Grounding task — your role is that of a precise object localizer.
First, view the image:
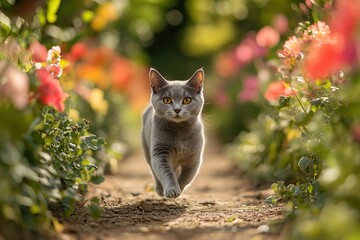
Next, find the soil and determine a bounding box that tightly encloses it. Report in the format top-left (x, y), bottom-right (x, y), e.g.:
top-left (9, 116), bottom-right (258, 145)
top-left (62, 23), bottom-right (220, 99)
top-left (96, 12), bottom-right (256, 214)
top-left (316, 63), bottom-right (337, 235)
top-left (58, 140), bottom-right (286, 240)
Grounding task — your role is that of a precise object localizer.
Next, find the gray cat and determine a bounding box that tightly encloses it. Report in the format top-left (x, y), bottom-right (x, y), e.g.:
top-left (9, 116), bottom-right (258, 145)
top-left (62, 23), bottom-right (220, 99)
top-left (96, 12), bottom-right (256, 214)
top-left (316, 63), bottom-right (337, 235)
top-left (141, 68), bottom-right (205, 198)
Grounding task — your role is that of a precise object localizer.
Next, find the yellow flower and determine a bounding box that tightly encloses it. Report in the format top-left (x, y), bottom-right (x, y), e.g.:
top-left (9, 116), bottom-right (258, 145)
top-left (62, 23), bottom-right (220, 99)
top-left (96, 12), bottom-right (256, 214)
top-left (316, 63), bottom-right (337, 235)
top-left (69, 109), bottom-right (80, 122)
top-left (91, 2), bottom-right (118, 31)
top-left (89, 88), bottom-right (109, 115)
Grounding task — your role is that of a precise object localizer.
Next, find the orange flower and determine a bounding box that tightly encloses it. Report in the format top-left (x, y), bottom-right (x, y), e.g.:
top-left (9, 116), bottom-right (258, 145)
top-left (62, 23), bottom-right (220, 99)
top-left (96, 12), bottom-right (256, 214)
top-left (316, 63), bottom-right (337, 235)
top-left (264, 81), bottom-right (292, 101)
top-left (110, 57), bottom-right (133, 90)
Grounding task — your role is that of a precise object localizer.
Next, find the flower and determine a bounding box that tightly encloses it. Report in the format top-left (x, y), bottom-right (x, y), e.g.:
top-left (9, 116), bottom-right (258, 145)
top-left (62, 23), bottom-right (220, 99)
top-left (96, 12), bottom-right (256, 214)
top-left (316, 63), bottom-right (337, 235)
top-left (238, 76), bottom-right (259, 102)
top-left (304, 1), bottom-right (360, 80)
top-left (215, 51), bottom-right (238, 79)
top-left (213, 89), bottom-right (230, 107)
top-left (256, 26), bottom-right (280, 48)
top-left (0, 61), bottom-right (29, 109)
top-left (303, 21), bottom-right (331, 42)
top-left (272, 14), bottom-right (288, 34)
top-left (264, 81), bottom-right (292, 101)
top-left (278, 36), bottom-right (302, 68)
top-left (47, 46), bottom-right (61, 64)
top-left (29, 41), bottom-right (47, 63)
top-left (91, 2), bottom-right (118, 31)
top-left (234, 33), bottom-right (266, 66)
top-left (110, 57), bottom-right (133, 90)
top-left (88, 88), bottom-right (109, 115)
top-left (68, 42), bottom-right (87, 62)
top-left (47, 64), bottom-right (63, 77)
top-left (35, 68), bottom-right (68, 112)
top-left (279, 36), bottom-right (302, 59)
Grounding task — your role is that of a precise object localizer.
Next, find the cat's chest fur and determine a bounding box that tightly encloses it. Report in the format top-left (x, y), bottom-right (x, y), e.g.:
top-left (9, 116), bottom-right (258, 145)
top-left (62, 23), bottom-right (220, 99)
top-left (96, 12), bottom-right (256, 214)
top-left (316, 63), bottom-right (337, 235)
top-left (154, 116), bottom-right (202, 159)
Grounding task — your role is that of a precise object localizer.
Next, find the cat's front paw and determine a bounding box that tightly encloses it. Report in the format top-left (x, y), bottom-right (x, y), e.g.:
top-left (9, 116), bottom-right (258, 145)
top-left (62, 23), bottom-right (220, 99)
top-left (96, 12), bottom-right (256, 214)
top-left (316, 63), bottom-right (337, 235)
top-left (164, 186), bottom-right (181, 198)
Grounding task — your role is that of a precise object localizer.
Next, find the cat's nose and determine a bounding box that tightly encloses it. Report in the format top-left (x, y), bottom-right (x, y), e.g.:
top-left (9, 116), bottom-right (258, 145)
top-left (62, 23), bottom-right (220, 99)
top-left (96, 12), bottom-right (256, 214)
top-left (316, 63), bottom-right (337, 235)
top-left (174, 109), bottom-right (181, 114)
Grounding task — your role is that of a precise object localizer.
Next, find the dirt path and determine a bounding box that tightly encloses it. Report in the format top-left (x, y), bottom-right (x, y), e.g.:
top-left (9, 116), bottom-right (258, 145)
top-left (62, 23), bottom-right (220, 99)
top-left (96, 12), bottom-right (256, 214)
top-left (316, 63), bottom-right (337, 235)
top-left (59, 141), bottom-right (285, 240)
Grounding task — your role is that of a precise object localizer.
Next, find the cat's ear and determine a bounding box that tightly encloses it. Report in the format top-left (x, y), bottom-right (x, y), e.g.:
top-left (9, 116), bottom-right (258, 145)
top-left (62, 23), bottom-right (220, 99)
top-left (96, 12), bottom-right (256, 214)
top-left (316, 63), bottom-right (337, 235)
top-left (149, 68), bottom-right (167, 94)
top-left (187, 68), bottom-right (204, 94)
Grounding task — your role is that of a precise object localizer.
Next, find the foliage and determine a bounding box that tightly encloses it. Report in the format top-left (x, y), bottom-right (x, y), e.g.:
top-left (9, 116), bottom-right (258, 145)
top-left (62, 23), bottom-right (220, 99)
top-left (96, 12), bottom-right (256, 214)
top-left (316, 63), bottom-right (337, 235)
top-left (0, 3), bottom-right (107, 238)
top-left (231, 0), bottom-right (360, 239)
top-left (0, 104), bottom-right (105, 239)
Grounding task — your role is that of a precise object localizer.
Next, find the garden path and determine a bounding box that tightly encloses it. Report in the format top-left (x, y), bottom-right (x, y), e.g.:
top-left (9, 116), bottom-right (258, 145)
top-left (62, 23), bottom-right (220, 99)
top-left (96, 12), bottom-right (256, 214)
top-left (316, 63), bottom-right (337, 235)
top-left (59, 138), bottom-right (285, 240)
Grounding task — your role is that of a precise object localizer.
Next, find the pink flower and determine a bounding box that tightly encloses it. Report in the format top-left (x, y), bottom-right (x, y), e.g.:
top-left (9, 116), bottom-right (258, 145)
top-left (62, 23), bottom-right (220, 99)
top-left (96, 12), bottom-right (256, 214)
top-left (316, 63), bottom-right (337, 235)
top-left (0, 61), bottom-right (29, 109)
top-left (264, 81), bottom-right (292, 101)
top-left (272, 14), bottom-right (289, 34)
top-left (279, 36), bottom-right (302, 59)
top-left (238, 76), bottom-right (259, 102)
top-left (352, 123), bottom-right (360, 142)
top-left (303, 21), bottom-right (331, 42)
top-left (234, 33), bottom-right (266, 66)
top-left (213, 89), bottom-right (230, 107)
top-left (35, 68), bottom-right (68, 112)
top-left (256, 26), bottom-right (280, 48)
top-left (305, 0), bottom-right (312, 9)
top-left (29, 41), bottom-right (47, 63)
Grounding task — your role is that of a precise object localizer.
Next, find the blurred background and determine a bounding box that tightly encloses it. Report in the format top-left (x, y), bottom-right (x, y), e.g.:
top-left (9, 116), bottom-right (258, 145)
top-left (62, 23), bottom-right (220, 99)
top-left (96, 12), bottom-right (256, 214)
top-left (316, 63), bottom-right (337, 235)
top-left (1, 0), bottom-right (302, 145)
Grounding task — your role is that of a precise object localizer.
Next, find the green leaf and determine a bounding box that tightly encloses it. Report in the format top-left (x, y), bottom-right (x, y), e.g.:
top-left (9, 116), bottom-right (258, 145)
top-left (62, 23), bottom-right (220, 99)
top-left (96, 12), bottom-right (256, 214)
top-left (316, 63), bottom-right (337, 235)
top-left (307, 184), bottom-right (313, 194)
top-left (47, 0), bottom-right (61, 23)
top-left (90, 175), bottom-right (104, 185)
top-left (265, 196), bottom-right (277, 205)
top-left (225, 215), bottom-right (237, 222)
top-left (82, 135), bottom-right (104, 151)
top-left (90, 196), bottom-right (100, 204)
top-left (298, 156), bottom-right (312, 173)
top-left (86, 203), bottom-right (102, 219)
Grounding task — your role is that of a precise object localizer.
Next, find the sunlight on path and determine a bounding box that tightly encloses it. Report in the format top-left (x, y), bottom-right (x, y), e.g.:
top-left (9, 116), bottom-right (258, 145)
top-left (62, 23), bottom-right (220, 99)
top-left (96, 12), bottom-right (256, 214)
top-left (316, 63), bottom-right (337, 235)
top-left (59, 138), bottom-right (284, 240)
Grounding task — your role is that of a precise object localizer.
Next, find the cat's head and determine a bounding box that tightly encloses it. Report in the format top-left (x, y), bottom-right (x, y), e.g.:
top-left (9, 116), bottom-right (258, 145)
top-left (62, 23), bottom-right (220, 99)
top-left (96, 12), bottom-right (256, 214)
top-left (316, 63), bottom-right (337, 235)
top-left (149, 68), bottom-right (204, 123)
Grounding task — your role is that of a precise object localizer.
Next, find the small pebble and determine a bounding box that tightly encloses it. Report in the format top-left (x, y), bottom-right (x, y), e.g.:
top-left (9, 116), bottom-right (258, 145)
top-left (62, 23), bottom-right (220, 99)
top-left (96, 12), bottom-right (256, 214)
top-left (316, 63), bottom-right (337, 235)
top-left (257, 224), bottom-right (270, 233)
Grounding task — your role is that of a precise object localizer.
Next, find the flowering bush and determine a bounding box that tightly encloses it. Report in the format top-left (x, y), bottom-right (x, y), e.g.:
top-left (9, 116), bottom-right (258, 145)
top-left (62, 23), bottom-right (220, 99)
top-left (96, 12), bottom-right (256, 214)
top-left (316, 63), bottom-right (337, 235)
top-left (231, 0), bottom-right (360, 238)
top-left (0, 36), bottom-right (105, 238)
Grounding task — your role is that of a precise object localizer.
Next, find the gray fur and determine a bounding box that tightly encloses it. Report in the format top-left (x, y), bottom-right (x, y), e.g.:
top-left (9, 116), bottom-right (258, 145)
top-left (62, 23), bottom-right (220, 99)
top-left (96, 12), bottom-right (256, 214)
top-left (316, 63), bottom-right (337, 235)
top-left (141, 68), bottom-right (205, 198)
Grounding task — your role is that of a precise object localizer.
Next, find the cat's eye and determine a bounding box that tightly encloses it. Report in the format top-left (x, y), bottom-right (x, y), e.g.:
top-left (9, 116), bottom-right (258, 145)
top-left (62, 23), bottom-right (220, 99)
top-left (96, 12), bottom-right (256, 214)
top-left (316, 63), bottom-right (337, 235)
top-left (163, 97), bottom-right (172, 104)
top-left (182, 97), bottom-right (192, 105)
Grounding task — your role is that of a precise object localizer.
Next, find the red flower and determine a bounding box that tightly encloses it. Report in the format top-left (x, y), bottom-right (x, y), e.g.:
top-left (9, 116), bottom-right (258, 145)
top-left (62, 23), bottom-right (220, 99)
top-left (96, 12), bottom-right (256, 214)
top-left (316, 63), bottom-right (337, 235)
top-left (69, 42), bottom-right (87, 62)
top-left (264, 81), bottom-right (292, 101)
top-left (35, 69), bottom-right (68, 112)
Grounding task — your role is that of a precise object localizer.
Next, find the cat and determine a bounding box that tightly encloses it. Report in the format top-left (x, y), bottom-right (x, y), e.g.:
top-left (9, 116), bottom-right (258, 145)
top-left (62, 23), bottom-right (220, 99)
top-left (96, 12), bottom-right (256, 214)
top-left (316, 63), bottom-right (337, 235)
top-left (141, 68), bottom-right (205, 198)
